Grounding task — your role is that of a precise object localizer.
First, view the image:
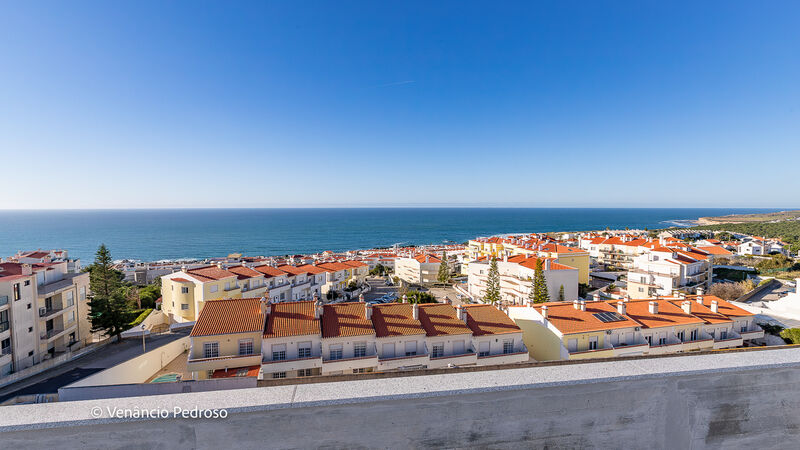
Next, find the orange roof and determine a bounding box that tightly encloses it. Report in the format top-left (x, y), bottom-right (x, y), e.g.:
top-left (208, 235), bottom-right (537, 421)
top-left (171, 277), bottom-right (191, 283)
top-left (186, 265), bottom-right (236, 281)
top-left (211, 365), bottom-right (261, 378)
top-left (191, 298), bottom-right (265, 337)
top-left (276, 265), bottom-right (309, 276)
top-left (340, 260), bottom-right (368, 268)
top-left (371, 303), bottom-right (426, 337)
top-left (253, 265), bottom-right (288, 278)
top-left (297, 264), bottom-right (328, 275)
top-left (622, 299), bottom-right (704, 329)
top-left (317, 261), bottom-right (353, 272)
top-left (414, 254), bottom-right (442, 264)
top-left (696, 246), bottom-right (733, 256)
top-left (668, 298), bottom-right (731, 325)
top-left (463, 304), bottom-right (522, 336)
top-left (532, 301), bottom-right (640, 334)
top-left (691, 295), bottom-right (754, 318)
top-left (321, 302), bottom-right (375, 338)
top-left (417, 304), bottom-right (472, 336)
top-left (263, 301), bottom-right (320, 338)
top-left (507, 255), bottom-right (574, 271)
top-left (226, 265), bottom-right (263, 280)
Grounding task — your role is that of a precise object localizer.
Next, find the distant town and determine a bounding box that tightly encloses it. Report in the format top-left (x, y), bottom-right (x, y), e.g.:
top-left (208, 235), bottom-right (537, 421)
top-left (2, 216), bottom-right (800, 404)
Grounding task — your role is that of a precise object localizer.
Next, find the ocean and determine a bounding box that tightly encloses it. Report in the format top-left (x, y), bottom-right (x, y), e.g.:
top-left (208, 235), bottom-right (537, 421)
top-left (0, 208), bottom-right (781, 262)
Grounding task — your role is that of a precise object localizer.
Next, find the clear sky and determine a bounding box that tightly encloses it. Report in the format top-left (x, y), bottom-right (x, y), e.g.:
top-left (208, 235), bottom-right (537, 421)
top-left (1, 1), bottom-right (798, 209)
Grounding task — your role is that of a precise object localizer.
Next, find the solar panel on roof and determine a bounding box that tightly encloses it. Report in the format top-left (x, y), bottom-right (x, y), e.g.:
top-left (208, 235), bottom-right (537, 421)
top-left (592, 311), bottom-right (627, 323)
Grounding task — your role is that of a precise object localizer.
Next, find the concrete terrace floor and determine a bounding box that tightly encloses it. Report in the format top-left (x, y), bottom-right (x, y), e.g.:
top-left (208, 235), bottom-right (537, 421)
top-left (0, 330), bottom-right (189, 404)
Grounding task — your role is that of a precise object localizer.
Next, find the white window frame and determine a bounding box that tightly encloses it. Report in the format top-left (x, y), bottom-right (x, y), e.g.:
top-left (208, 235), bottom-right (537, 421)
top-left (238, 338), bottom-right (254, 356)
top-left (203, 342), bottom-right (219, 359)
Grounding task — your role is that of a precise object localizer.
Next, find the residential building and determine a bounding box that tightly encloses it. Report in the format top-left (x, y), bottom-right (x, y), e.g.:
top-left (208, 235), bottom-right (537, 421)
top-left (161, 265), bottom-right (241, 323)
top-left (417, 303), bottom-right (478, 368)
top-left (507, 293), bottom-right (763, 362)
top-left (462, 304), bottom-right (528, 365)
top-left (187, 297), bottom-right (264, 380)
top-left (467, 255), bottom-right (579, 304)
top-left (0, 252), bottom-right (91, 378)
top-left (469, 236), bottom-right (590, 284)
top-left (394, 254), bottom-right (443, 284)
top-left (626, 246), bottom-right (711, 299)
top-left (371, 303), bottom-right (429, 371)
top-left (320, 302), bottom-right (378, 375)
top-left (261, 300), bottom-right (323, 379)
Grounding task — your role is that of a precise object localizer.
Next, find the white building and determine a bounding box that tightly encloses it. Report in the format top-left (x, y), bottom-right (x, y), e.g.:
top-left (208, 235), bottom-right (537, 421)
top-left (467, 255), bottom-right (579, 304)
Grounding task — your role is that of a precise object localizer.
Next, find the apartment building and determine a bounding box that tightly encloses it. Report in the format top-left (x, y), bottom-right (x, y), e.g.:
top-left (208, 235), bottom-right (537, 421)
top-left (0, 251), bottom-right (90, 378)
top-left (316, 261), bottom-right (368, 294)
top-left (467, 255), bottom-right (579, 304)
top-left (469, 236), bottom-right (590, 284)
top-left (507, 293), bottom-right (763, 362)
top-left (626, 246), bottom-right (711, 299)
top-left (187, 297), bottom-right (530, 380)
top-left (161, 265), bottom-right (242, 323)
top-left (394, 254), bottom-right (442, 284)
top-left (186, 298), bottom-right (264, 380)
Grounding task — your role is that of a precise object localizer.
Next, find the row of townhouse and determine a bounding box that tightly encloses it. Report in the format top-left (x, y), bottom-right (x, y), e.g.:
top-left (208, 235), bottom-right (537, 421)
top-left (186, 298), bottom-right (529, 380)
top-left (467, 255), bottom-right (580, 304)
top-left (0, 250), bottom-right (91, 378)
top-left (161, 261), bottom-right (369, 323)
top-left (507, 291), bottom-right (764, 362)
top-left (468, 235), bottom-right (590, 284)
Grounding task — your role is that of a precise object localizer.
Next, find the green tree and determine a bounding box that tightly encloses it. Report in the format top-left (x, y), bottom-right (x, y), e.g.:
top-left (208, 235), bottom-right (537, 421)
top-left (558, 284), bottom-right (565, 302)
top-left (437, 251), bottom-right (450, 284)
top-left (532, 259), bottom-right (550, 303)
top-left (404, 290), bottom-right (437, 304)
top-left (86, 244), bottom-right (133, 342)
top-left (484, 257), bottom-right (501, 304)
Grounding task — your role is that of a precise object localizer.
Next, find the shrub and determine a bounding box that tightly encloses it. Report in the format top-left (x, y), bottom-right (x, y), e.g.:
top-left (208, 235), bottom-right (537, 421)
top-left (403, 290), bottom-right (437, 304)
top-left (758, 322), bottom-right (784, 336)
top-left (128, 308), bottom-right (153, 327)
top-left (709, 282), bottom-right (747, 301)
top-left (779, 328), bottom-right (800, 345)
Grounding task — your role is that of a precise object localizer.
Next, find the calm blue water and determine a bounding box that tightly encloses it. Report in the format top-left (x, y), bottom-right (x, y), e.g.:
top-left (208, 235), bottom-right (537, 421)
top-left (0, 208), bottom-right (783, 262)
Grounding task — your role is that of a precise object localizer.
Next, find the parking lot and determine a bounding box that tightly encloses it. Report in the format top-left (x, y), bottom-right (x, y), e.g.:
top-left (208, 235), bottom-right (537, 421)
top-left (364, 277), bottom-right (399, 303)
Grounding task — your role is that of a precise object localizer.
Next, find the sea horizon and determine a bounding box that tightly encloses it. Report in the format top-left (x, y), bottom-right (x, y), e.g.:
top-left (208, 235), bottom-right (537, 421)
top-left (0, 207), bottom-right (789, 262)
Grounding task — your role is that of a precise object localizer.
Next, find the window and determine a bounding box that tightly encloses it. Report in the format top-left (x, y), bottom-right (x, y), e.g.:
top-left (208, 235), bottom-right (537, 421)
top-left (720, 330), bottom-right (728, 340)
top-left (382, 343), bottom-right (395, 358)
top-left (67, 311), bottom-right (75, 324)
top-left (272, 372), bottom-right (286, 379)
top-left (13, 283), bottom-right (20, 301)
top-left (690, 330), bottom-right (698, 341)
top-left (432, 343), bottom-right (444, 358)
top-left (206, 370), bottom-right (214, 378)
top-left (404, 341), bottom-right (417, 356)
top-left (27, 303), bottom-right (31, 309)
top-left (24, 280), bottom-right (30, 286)
top-left (181, 287), bottom-right (189, 294)
top-left (478, 341), bottom-right (490, 357)
top-left (80, 287), bottom-right (86, 301)
top-left (210, 285), bottom-right (218, 293)
top-left (280, 292), bottom-right (285, 300)
top-left (677, 331), bottom-right (685, 342)
top-left (658, 336), bottom-right (666, 345)
top-left (503, 340), bottom-right (514, 354)
top-left (203, 342), bottom-right (219, 358)
top-left (29, 350), bottom-right (34, 357)
top-left (64, 291), bottom-right (74, 307)
top-left (740, 325), bottom-right (747, 333)
top-left (298, 369), bottom-right (313, 377)
top-left (645, 335), bottom-right (652, 345)
top-left (353, 368), bottom-right (367, 374)
top-left (298, 342), bottom-right (312, 358)
top-left (238, 339), bottom-right (254, 356)
top-left (224, 282), bottom-right (231, 291)
top-left (588, 337), bottom-right (598, 350)
top-left (28, 327), bottom-right (33, 333)
top-left (329, 344), bottom-right (343, 360)
top-left (354, 342), bottom-right (367, 357)
top-left (272, 344), bottom-right (286, 361)
top-left (181, 303), bottom-right (189, 310)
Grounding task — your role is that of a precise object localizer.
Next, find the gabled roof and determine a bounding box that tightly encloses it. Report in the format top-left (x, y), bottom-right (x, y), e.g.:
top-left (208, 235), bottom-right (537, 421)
top-left (668, 298), bottom-right (731, 325)
top-left (417, 304), bottom-right (472, 336)
top-left (263, 301), bottom-right (320, 338)
top-left (463, 304), bottom-right (522, 336)
top-left (507, 255), bottom-right (575, 271)
top-left (186, 265), bottom-right (237, 282)
top-left (622, 299), bottom-right (705, 329)
top-left (226, 265), bottom-right (263, 280)
top-left (531, 301), bottom-right (640, 334)
top-left (414, 254), bottom-right (442, 264)
top-left (691, 295), bottom-right (754, 318)
top-left (371, 303), bottom-right (426, 337)
top-left (317, 261), bottom-right (353, 272)
top-left (276, 265), bottom-right (309, 276)
top-left (321, 302), bottom-right (375, 338)
top-left (252, 265), bottom-right (288, 278)
top-left (297, 264), bottom-right (329, 275)
top-left (190, 298), bottom-right (264, 337)
top-left (696, 246), bottom-right (733, 256)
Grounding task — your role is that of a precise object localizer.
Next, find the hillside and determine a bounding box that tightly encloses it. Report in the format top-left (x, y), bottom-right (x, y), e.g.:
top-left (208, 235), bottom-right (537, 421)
top-left (697, 210), bottom-right (800, 225)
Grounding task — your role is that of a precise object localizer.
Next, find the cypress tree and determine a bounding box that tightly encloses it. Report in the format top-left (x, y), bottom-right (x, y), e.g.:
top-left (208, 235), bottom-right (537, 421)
top-left (484, 257), bottom-right (501, 304)
top-left (87, 244), bottom-right (132, 342)
top-left (437, 251), bottom-right (450, 284)
top-left (532, 258), bottom-right (550, 303)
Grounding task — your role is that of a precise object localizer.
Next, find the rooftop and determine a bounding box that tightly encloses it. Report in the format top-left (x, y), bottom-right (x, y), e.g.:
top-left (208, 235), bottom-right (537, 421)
top-left (371, 303), bottom-right (426, 337)
top-left (263, 301), bottom-right (320, 338)
top-left (190, 298), bottom-right (265, 337)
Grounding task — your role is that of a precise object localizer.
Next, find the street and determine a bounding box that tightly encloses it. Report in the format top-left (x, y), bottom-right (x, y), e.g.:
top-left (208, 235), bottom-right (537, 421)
top-left (0, 330), bottom-right (188, 404)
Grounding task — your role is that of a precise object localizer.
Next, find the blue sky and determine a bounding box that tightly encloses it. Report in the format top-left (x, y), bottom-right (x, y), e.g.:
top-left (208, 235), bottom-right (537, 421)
top-left (1, 1), bottom-right (798, 209)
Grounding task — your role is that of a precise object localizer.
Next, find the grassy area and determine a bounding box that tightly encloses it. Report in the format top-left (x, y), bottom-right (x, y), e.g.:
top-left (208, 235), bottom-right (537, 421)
top-left (712, 268), bottom-right (749, 281)
top-left (697, 210), bottom-right (800, 224)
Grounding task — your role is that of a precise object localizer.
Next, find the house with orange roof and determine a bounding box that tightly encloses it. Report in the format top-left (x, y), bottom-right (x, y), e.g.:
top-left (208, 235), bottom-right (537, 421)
top-left (261, 300), bottom-right (323, 379)
top-left (462, 304), bottom-right (528, 365)
top-left (161, 264), bottom-right (242, 323)
top-left (320, 302), bottom-right (378, 375)
top-left (316, 260), bottom-right (368, 296)
top-left (371, 303), bottom-right (430, 371)
top-left (187, 297), bottom-right (265, 380)
top-left (467, 255), bottom-right (579, 304)
top-left (627, 246), bottom-right (711, 299)
top-left (417, 303), bottom-right (478, 368)
top-left (470, 236), bottom-right (590, 283)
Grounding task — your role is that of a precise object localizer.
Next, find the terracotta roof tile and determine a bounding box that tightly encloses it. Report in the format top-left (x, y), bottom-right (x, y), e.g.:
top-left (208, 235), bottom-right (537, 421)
top-left (371, 303), bottom-right (426, 337)
top-left (417, 304), bottom-right (472, 336)
top-left (463, 304), bottom-right (521, 336)
top-left (321, 302), bottom-right (375, 338)
top-left (226, 265), bottom-right (263, 280)
top-left (531, 301), bottom-right (640, 334)
top-left (263, 301), bottom-right (320, 338)
top-left (191, 298), bottom-right (264, 337)
top-left (186, 265), bottom-right (237, 281)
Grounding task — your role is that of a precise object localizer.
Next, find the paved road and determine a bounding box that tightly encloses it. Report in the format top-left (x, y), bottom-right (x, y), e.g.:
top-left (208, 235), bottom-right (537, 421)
top-left (363, 277), bottom-right (398, 302)
top-left (747, 281), bottom-right (795, 303)
top-left (0, 331), bottom-right (188, 403)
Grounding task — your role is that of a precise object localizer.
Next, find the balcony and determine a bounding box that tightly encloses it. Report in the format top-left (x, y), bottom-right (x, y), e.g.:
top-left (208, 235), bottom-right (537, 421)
top-left (610, 338), bottom-right (649, 357)
top-left (261, 354), bottom-right (323, 373)
top-left (739, 325), bottom-right (765, 340)
top-left (568, 342), bottom-right (615, 360)
top-left (378, 345), bottom-right (431, 371)
top-left (0, 321), bottom-right (9, 333)
top-left (476, 346), bottom-right (529, 366)
top-left (645, 335), bottom-right (683, 355)
top-left (427, 350), bottom-right (478, 368)
top-left (40, 327), bottom-right (64, 341)
top-left (711, 331), bottom-right (744, 349)
top-left (1, 346), bottom-right (11, 356)
top-left (187, 352), bottom-right (263, 373)
top-left (39, 305), bottom-right (71, 320)
top-left (322, 346), bottom-right (379, 373)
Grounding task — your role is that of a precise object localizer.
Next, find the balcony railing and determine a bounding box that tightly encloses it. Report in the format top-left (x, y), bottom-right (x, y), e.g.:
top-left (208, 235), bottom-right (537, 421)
top-left (1, 346), bottom-right (11, 356)
top-left (0, 321), bottom-right (9, 333)
top-left (40, 328), bottom-right (64, 340)
top-left (40, 306), bottom-right (65, 318)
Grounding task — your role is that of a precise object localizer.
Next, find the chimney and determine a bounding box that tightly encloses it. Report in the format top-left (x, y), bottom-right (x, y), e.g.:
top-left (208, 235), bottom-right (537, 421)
top-left (456, 304), bottom-right (463, 321)
top-left (648, 301), bottom-right (658, 314)
top-left (681, 300), bottom-right (692, 315)
top-left (573, 300), bottom-right (580, 310)
top-left (402, 294), bottom-right (408, 303)
top-left (412, 303), bottom-right (419, 320)
top-left (579, 300), bottom-right (586, 312)
top-left (365, 303), bottom-right (373, 319)
top-left (616, 301), bottom-right (626, 315)
top-left (181, 265), bottom-right (188, 273)
top-left (696, 287), bottom-right (704, 296)
top-left (21, 263), bottom-right (32, 276)
top-left (710, 300), bottom-right (719, 313)
top-left (259, 297), bottom-right (269, 316)
top-left (544, 259), bottom-right (551, 270)
top-left (593, 293), bottom-right (601, 302)
top-left (359, 293), bottom-right (365, 303)
top-left (541, 305), bottom-right (548, 320)
top-left (216, 262), bottom-right (224, 269)
top-left (696, 295), bottom-right (704, 305)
